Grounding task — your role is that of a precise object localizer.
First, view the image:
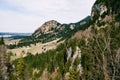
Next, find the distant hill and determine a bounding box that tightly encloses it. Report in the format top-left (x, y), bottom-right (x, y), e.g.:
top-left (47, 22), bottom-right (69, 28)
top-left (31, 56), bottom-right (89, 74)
top-left (32, 16), bottom-right (91, 43)
top-left (0, 32), bottom-right (32, 38)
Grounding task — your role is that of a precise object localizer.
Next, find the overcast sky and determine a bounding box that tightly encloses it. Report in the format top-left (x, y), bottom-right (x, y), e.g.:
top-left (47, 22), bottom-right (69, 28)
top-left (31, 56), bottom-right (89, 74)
top-left (0, 0), bottom-right (96, 33)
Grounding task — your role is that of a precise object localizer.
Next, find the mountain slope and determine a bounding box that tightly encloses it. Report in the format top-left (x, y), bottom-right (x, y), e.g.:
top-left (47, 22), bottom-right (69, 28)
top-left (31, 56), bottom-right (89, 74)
top-left (6, 0), bottom-right (120, 80)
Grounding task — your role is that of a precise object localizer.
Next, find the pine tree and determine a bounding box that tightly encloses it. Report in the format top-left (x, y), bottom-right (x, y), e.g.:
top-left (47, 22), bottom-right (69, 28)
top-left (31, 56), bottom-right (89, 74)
top-left (68, 68), bottom-right (79, 80)
top-left (0, 37), bottom-right (5, 45)
top-left (16, 52), bottom-right (26, 80)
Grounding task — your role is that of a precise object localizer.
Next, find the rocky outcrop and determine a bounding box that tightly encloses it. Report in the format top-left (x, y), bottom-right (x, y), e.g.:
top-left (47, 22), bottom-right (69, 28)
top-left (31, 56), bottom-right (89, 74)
top-left (32, 16), bottom-right (91, 43)
top-left (65, 46), bottom-right (82, 80)
top-left (66, 47), bottom-right (72, 60)
top-left (91, 0), bottom-right (120, 25)
top-left (33, 20), bottom-right (61, 38)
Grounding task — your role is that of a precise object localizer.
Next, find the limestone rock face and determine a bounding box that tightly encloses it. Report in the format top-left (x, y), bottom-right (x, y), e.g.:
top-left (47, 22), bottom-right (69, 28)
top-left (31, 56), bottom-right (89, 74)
top-left (33, 20), bottom-right (61, 37)
top-left (91, 0), bottom-right (120, 25)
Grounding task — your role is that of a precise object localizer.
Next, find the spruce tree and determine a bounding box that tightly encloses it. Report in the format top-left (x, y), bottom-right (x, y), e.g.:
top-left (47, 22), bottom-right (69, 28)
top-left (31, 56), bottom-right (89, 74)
top-left (16, 52), bottom-right (26, 80)
top-left (0, 37), bottom-right (5, 45)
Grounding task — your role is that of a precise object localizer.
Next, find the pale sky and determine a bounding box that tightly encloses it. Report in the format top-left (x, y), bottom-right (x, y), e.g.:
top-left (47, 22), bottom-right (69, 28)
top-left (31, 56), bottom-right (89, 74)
top-left (0, 0), bottom-right (96, 33)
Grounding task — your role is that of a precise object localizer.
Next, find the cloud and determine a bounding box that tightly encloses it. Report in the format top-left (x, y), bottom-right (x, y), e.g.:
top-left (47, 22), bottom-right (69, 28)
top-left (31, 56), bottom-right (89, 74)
top-left (0, 0), bottom-right (96, 33)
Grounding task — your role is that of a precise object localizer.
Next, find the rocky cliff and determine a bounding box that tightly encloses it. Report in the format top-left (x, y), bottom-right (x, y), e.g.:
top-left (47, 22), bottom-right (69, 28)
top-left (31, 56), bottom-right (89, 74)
top-left (33, 20), bottom-right (61, 37)
top-left (91, 0), bottom-right (120, 24)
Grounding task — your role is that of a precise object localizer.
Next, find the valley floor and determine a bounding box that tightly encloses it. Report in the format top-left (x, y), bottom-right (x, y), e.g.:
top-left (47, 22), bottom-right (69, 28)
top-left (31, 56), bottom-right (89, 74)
top-left (7, 38), bottom-right (64, 60)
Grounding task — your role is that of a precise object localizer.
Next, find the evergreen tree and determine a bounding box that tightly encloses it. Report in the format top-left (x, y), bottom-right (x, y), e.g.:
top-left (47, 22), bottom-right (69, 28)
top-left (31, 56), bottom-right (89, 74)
top-left (68, 68), bottom-right (79, 80)
top-left (16, 52), bottom-right (26, 80)
top-left (0, 37), bottom-right (5, 45)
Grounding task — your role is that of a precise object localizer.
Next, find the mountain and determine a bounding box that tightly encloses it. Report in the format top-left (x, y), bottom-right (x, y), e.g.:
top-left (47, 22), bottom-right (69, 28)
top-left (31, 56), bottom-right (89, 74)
top-left (32, 16), bottom-right (91, 43)
top-left (33, 20), bottom-right (61, 37)
top-left (2, 0), bottom-right (120, 80)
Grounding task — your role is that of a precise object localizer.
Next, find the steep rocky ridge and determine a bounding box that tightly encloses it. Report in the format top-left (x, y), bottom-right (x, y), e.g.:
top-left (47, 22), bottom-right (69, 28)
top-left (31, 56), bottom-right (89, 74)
top-left (32, 16), bottom-right (91, 43)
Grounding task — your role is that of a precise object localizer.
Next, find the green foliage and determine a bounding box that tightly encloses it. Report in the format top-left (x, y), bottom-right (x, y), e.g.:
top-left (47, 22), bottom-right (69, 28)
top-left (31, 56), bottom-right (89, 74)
top-left (73, 57), bottom-right (81, 68)
top-left (7, 51), bottom-right (13, 61)
top-left (68, 68), bottom-right (79, 80)
top-left (81, 50), bottom-right (93, 71)
top-left (92, 12), bottom-right (100, 23)
top-left (16, 57), bottom-right (26, 80)
top-left (82, 21), bottom-right (120, 79)
top-left (65, 59), bottom-right (72, 72)
top-left (12, 43), bottom-right (66, 79)
top-left (12, 22), bottom-right (120, 79)
top-left (11, 2), bottom-right (120, 78)
top-left (0, 37), bottom-right (5, 45)
top-left (12, 39), bottom-right (82, 79)
top-left (101, 12), bottom-right (107, 19)
top-left (115, 13), bottom-right (120, 21)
